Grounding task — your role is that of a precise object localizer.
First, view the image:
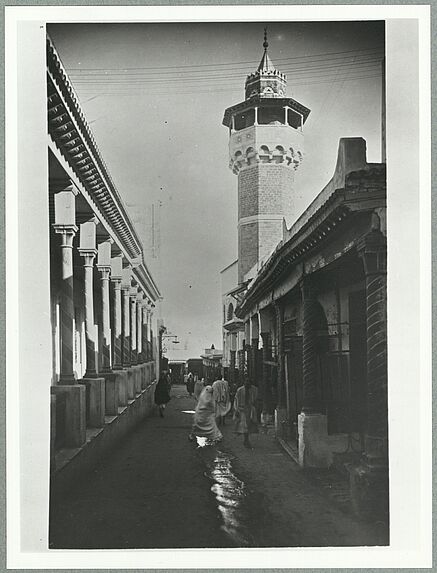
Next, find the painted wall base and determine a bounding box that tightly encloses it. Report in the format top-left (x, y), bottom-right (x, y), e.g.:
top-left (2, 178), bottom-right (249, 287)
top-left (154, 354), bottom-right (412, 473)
top-left (349, 458), bottom-right (389, 522)
top-left (274, 407), bottom-right (289, 439)
top-left (298, 412), bottom-right (332, 468)
top-left (126, 369), bottom-right (135, 399)
top-left (117, 370), bottom-right (128, 406)
top-left (104, 373), bottom-right (119, 416)
top-left (132, 364), bottom-right (142, 394)
top-left (51, 385), bottom-right (86, 448)
top-left (80, 377), bottom-right (106, 428)
top-left (51, 381), bottom-right (157, 498)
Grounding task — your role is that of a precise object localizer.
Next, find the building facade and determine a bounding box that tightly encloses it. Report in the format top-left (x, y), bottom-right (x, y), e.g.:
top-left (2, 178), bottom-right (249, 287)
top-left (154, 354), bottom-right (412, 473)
top-left (221, 35), bottom-right (388, 519)
top-left (201, 346), bottom-right (223, 382)
top-left (47, 36), bottom-right (162, 483)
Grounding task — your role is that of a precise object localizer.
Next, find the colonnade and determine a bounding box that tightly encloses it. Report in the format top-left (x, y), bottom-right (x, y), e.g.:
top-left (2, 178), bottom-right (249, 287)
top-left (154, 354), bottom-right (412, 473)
top-left (51, 181), bottom-right (157, 450)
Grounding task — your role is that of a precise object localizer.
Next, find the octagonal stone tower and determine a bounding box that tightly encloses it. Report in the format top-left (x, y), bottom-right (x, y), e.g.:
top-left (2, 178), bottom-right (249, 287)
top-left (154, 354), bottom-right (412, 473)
top-left (223, 30), bottom-right (311, 283)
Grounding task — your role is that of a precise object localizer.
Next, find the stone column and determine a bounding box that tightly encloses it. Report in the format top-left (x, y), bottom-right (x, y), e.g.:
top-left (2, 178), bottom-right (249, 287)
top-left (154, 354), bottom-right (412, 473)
top-left (146, 308), bottom-right (152, 361)
top-left (110, 256), bottom-right (123, 370)
top-left (274, 303), bottom-right (286, 408)
top-left (260, 332), bottom-right (272, 416)
top-left (78, 218), bottom-right (98, 378)
top-left (297, 278), bottom-right (331, 467)
top-left (351, 228), bottom-right (388, 520)
top-left (130, 287), bottom-right (138, 366)
top-left (53, 223), bottom-right (78, 383)
top-left (51, 183), bottom-right (86, 447)
top-left (78, 217), bottom-right (105, 427)
top-left (121, 267), bottom-right (131, 368)
top-left (97, 239), bottom-right (112, 374)
top-left (300, 280), bottom-right (320, 413)
top-left (141, 301), bottom-right (148, 363)
top-left (136, 293), bottom-right (143, 363)
top-left (274, 301), bottom-right (287, 437)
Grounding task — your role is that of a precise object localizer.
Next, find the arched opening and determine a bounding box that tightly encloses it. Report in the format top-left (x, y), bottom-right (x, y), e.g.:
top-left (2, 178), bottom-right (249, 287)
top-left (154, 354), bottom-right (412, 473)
top-left (272, 145), bottom-right (285, 164)
top-left (246, 147), bottom-right (257, 166)
top-left (227, 303), bottom-right (234, 322)
top-left (259, 145), bottom-right (270, 163)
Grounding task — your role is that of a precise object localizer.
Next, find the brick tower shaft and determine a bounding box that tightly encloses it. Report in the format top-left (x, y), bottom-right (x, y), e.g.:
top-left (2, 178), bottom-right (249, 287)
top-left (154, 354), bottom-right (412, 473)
top-left (223, 30), bottom-right (311, 284)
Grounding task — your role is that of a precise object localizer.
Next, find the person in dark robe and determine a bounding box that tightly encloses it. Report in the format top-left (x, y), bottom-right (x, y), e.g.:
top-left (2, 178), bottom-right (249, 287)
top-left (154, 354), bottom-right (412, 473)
top-left (186, 372), bottom-right (195, 397)
top-left (154, 370), bottom-right (171, 417)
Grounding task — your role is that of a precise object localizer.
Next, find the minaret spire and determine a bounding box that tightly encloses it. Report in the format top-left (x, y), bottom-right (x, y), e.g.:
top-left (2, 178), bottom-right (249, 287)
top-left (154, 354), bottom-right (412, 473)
top-left (257, 27), bottom-right (276, 74)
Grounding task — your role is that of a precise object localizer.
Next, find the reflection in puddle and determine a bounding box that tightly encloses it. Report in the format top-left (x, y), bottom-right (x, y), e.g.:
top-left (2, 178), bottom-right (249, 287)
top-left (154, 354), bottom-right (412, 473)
top-left (198, 448), bottom-right (255, 547)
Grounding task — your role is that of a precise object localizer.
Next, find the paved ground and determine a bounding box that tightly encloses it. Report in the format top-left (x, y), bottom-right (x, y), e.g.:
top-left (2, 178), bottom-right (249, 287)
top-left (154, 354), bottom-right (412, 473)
top-left (50, 385), bottom-right (388, 549)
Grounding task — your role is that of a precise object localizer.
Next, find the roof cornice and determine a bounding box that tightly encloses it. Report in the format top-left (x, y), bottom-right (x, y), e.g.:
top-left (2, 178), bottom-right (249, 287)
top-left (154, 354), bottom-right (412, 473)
top-left (46, 35), bottom-right (144, 262)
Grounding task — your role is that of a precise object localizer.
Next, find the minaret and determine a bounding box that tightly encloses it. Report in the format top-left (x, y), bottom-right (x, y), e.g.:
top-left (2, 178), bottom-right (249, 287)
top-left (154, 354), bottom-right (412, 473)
top-left (223, 29), bottom-right (311, 283)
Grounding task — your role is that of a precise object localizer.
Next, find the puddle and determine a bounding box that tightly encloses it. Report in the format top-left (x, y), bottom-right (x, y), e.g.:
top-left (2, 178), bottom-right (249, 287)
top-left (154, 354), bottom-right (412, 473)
top-left (197, 446), bottom-right (257, 547)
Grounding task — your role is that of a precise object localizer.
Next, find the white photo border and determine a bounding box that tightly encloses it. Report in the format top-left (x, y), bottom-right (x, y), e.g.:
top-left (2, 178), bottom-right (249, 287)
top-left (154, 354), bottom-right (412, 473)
top-left (5, 4), bottom-right (432, 569)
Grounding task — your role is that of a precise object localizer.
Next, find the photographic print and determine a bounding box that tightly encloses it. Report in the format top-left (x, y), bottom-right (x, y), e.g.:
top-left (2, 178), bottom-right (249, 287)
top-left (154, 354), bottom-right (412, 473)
top-left (6, 5), bottom-right (431, 569)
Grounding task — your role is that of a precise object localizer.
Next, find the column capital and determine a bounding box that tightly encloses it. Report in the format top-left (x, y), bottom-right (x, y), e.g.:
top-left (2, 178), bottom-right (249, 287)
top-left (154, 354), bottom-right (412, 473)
top-left (78, 248), bottom-right (97, 267)
top-left (53, 224), bottom-right (78, 247)
top-left (97, 265), bottom-right (111, 280)
top-left (111, 277), bottom-right (122, 289)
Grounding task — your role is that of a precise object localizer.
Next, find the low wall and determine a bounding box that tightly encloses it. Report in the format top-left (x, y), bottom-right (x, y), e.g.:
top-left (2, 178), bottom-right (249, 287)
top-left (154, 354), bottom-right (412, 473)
top-left (51, 380), bottom-right (156, 498)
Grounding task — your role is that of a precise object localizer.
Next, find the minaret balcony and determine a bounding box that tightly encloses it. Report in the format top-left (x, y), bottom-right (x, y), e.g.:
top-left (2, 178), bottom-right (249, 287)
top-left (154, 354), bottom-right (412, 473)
top-left (228, 124), bottom-right (304, 173)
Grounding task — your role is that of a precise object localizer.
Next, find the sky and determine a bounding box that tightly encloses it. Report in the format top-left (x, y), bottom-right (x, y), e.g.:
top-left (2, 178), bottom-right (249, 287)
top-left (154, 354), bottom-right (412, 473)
top-left (48, 21), bottom-right (385, 360)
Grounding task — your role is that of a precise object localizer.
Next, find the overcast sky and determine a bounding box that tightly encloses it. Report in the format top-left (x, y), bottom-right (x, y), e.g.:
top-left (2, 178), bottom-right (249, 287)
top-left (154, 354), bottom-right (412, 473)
top-left (48, 21), bottom-right (385, 360)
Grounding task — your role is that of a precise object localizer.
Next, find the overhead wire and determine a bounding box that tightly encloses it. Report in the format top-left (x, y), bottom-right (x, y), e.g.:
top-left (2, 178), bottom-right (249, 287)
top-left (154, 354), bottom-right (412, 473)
top-left (69, 59), bottom-right (383, 84)
top-left (73, 73), bottom-right (382, 97)
top-left (66, 45), bottom-right (383, 99)
top-left (65, 45), bottom-right (385, 72)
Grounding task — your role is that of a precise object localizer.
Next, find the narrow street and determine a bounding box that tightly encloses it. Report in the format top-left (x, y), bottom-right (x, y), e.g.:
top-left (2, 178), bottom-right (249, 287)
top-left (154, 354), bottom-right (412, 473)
top-left (50, 385), bottom-right (385, 549)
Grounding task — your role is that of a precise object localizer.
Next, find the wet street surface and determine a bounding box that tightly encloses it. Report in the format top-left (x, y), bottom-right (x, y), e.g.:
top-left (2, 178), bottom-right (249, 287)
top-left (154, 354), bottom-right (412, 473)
top-left (50, 385), bottom-right (387, 549)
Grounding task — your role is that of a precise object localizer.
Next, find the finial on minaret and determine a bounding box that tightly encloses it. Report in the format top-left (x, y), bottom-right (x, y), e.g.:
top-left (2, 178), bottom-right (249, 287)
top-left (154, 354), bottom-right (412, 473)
top-left (263, 27), bottom-right (268, 51)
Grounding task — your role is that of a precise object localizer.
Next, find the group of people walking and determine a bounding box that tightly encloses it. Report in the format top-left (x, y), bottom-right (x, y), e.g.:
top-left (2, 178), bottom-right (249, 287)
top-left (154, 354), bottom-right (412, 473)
top-left (155, 369), bottom-right (259, 448)
top-left (189, 374), bottom-right (259, 449)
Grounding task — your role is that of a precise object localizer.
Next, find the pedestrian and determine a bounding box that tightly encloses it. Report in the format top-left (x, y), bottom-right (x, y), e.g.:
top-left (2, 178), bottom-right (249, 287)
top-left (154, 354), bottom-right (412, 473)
top-left (189, 386), bottom-right (222, 445)
top-left (154, 370), bottom-right (171, 417)
top-left (193, 377), bottom-right (205, 401)
top-left (186, 372), bottom-right (195, 397)
top-left (233, 378), bottom-right (258, 448)
top-left (229, 380), bottom-right (238, 413)
top-left (212, 373), bottom-right (231, 426)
